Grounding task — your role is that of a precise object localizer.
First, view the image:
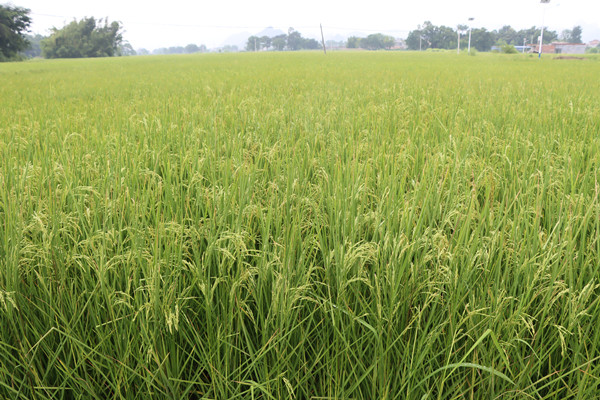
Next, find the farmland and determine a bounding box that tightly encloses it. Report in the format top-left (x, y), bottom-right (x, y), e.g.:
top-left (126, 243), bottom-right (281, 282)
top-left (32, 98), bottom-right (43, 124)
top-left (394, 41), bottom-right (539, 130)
top-left (1, 52), bottom-right (600, 399)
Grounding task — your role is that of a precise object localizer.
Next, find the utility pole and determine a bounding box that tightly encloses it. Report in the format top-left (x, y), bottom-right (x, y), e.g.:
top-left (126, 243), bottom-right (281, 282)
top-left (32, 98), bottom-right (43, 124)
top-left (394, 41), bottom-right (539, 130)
top-left (320, 24), bottom-right (327, 55)
top-left (457, 26), bottom-right (460, 54)
top-left (467, 18), bottom-right (474, 54)
top-left (523, 37), bottom-right (527, 53)
top-left (539, 0), bottom-right (550, 58)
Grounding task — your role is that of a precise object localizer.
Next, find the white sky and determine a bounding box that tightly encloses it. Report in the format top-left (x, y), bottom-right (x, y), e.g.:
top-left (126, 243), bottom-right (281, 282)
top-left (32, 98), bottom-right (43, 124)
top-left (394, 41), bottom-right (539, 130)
top-left (13, 0), bottom-right (600, 50)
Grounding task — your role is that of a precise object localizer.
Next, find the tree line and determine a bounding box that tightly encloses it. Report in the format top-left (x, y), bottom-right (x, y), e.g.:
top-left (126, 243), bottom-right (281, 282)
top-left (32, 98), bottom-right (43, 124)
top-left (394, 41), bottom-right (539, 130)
top-left (405, 21), bottom-right (584, 52)
top-left (1, 5), bottom-right (211, 60)
top-left (1, 5), bottom-right (128, 60)
top-left (2, 4), bottom-right (597, 62)
top-left (347, 34), bottom-right (396, 50)
top-left (246, 28), bottom-right (321, 51)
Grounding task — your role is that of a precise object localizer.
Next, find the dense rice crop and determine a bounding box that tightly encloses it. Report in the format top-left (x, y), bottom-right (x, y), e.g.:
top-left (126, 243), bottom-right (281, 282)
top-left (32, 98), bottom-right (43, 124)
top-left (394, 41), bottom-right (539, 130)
top-left (1, 52), bottom-right (600, 399)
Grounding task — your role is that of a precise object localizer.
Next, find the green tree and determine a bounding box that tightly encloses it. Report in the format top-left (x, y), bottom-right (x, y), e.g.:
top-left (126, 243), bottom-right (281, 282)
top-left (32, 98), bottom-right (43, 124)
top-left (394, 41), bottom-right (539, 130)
top-left (407, 21), bottom-right (457, 50)
top-left (0, 4), bottom-right (32, 61)
top-left (496, 25), bottom-right (519, 45)
top-left (185, 43), bottom-right (200, 53)
top-left (287, 28), bottom-right (303, 51)
top-left (272, 34), bottom-right (286, 51)
top-left (470, 28), bottom-right (495, 51)
top-left (260, 36), bottom-right (271, 50)
top-left (246, 36), bottom-right (259, 51)
top-left (21, 33), bottom-right (44, 58)
top-left (184, 43), bottom-right (207, 53)
top-left (302, 38), bottom-right (320, 50)
top-left (571, 26), bottom-right (583, 43)
top-left (501, 43), bottom-right (518, 54)
top-left (118, 42), bottom-right (136, 56)
top-left (346, 36), bottom-right (361, 48)
top-left (382, 35), bottom-right (395, 49)
top-left (42, 17), bottom-right (123, 58)
top-left (406, 27), bottom-right (427, 50)
top-left (360, 33), bottom-right (395, 50)
top-left (561, 26), bottom-right (583, 43)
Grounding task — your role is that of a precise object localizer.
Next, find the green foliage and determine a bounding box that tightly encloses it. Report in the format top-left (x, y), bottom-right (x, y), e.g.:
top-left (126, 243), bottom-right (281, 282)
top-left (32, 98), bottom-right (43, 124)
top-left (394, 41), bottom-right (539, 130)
top-left (560, 26), bottom-right (583, 43)
top-left (246, 35), bottom-right (260, 51)
top-left (360, 33), bottom-right (395, 50)
top-left (406, 21), bottom-right (457, 50)
top-left (0, 4), bottom-right (31, 61)
top-left (20, 33), bottom-right (44, 58)
top-left (41, 17), bottom-right (123, 58)
top-left (407, 21), bottom-right (457, 50)
top-left (286, 28), bottom-right (303, 50)
top-left (271, 34), bottom-right (286, 51)
top-left (152, 44), bottom-right (207, 55)
top-left (469, 28), bottom-right (495, 51)
top-left (184, 43), bottom-right (203, 54)
top-left (407, 22), bottom-right (561, 51)
top-left (1, 52), bottom-right (600, 399)
top-left (346, 34), bottom-right (395, 50)
top-left (501, 44), bottom-right (518, 54)
top-left (248, 29), bottom-right (319, 51)
top-left (347, 36), bottom-right (361, 48)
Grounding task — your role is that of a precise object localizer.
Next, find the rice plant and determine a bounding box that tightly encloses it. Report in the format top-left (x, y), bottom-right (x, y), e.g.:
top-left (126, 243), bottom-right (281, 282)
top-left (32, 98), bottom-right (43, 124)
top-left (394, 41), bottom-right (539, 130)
top-left (1, 52), bottom-right (599, 399)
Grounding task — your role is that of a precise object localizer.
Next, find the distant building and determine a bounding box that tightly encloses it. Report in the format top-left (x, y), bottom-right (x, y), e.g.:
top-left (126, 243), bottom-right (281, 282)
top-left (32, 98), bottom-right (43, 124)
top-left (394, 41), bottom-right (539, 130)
top-left (391, 39), bottom-right (407, 50)
top-left (588, 39), bottom-right (600, 48)
top-left (514, 45), bottom-right (532, 52)
top-left (528, 42), bottom-right (586, 54)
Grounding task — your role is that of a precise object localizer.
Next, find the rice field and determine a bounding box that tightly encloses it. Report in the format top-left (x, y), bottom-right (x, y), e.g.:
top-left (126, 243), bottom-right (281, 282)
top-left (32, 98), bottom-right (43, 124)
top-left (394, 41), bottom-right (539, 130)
top-left (1, 51), bottom-right (600, 399)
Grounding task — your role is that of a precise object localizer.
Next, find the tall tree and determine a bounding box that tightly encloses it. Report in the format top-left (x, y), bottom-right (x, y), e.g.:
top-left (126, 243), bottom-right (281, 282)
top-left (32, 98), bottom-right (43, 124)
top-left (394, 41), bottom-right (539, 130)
top-left (0, 4), bottom-right (32, 61)
top-left (246, 36), bottom-right (259, 51)
top-left (561, 26), bottom-right (583, 43)
top-left (469, 28), bottom-right (495, 51)
top-left (259, 36), bottom-right (271, 50)
top-left (407, 21), bottom-right (458, 50)
top-left (271, 34), bottom-right (286, 51)
top-left (569, 25), bottom-right (583, 43)
top-left (302, 38), bottom-right (320, 50)
top-left (496, 25), bottom-right (519, 45)
top-left (571, 26), bottom-right (583, 43)
top-left (42, 17), bottom-right (123, 58)
top-left (406, 26), bottom-right (426, 50)
top-left (360, 33), bottom-right (395, 50)
top-left (346, 36), bottom-right (361, 49)
top-left (21, 33), bottom-right (44, 58)
top-left (287, 28), bottom-right (303, 51)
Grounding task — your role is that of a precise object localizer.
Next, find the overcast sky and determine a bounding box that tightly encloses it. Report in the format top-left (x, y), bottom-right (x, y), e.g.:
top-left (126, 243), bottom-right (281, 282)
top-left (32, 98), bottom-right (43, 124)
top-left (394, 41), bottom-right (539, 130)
top-left (15, 0), bottom-right (600, 49)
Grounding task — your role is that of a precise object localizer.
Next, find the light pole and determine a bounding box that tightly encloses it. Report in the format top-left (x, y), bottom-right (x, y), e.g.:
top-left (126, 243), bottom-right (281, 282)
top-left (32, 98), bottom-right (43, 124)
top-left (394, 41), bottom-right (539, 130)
top-left (539, 0), bottom-right (550, 58)
top-left (457, 26), bottom-right (461, 54)
top-left (467, 17), bottom-right (474, 54)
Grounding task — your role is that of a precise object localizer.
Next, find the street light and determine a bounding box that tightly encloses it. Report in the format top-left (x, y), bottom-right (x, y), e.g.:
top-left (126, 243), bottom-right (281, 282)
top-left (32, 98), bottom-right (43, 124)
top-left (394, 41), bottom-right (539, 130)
top-left (467, 18), bottom-right (474, 54)
top-left (539, 0), bottom-right (550, 58)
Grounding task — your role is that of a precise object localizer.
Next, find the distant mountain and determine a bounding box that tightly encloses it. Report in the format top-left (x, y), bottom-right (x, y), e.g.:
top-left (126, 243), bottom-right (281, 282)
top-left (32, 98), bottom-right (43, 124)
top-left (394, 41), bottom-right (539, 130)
top-left (255, 27), bottom-right (285, 38)
top-left (327, 33), bottom-right (349, 43)
top-left (222, 31), bottom-right (252, 49)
